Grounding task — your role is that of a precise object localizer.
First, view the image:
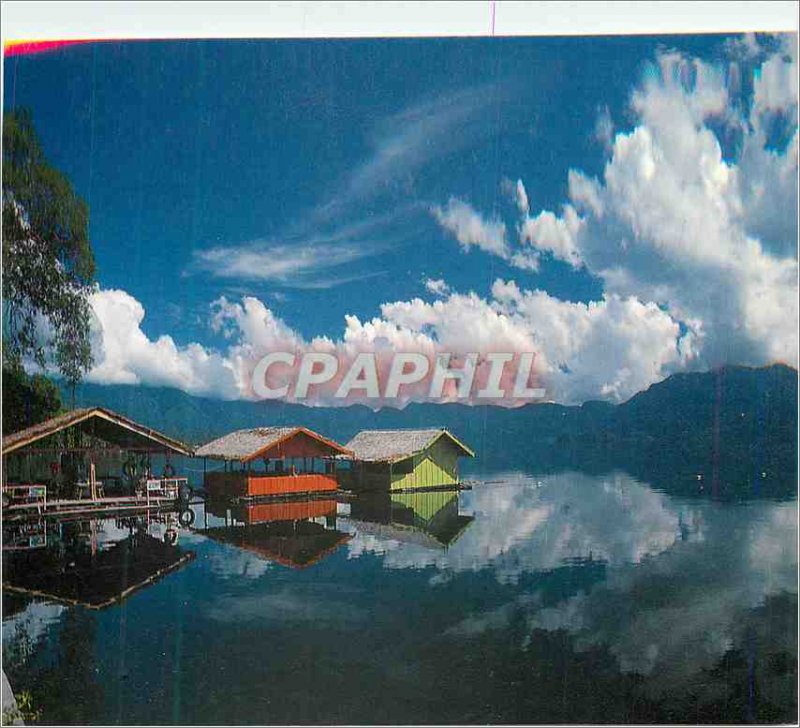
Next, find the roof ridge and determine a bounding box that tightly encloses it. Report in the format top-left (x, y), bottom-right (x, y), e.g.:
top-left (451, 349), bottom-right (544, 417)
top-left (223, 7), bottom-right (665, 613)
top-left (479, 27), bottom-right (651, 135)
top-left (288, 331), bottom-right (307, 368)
top-left (352, 427), bottom-right (445, 433)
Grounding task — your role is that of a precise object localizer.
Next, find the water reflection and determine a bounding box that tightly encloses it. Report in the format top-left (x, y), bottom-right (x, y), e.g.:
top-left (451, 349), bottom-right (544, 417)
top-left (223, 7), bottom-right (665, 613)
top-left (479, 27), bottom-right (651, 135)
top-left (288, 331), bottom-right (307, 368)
top-left (2, 513), bottom-right (194, 609)
top-left (343, 489), bottom-right (475, 549)
top-left (1, 470), bottom-right (796, 724)
top-left (521, 499), bottom-right (797, 682)
top-left (344, 472), bottom-right (695, 579)
top-left (197, 498), bottom-right (351, 569)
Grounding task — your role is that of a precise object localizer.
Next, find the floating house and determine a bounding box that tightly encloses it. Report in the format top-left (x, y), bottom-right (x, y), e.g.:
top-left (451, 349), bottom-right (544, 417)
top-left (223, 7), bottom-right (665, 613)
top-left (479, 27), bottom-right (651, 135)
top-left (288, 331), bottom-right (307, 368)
top-left (200, 497), bottom-right (350, 569)
top-left (342, 428), bottom-right (475, 491)
top-left (196, 427), bottom-right (352, 499)
top-left (2, 407), bottom-right (193, 516)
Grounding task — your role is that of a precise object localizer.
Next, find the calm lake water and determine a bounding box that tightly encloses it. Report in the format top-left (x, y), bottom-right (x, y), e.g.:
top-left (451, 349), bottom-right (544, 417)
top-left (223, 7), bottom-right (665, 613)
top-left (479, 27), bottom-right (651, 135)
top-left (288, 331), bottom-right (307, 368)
top-left (2, 470), bottom-right (797, 725)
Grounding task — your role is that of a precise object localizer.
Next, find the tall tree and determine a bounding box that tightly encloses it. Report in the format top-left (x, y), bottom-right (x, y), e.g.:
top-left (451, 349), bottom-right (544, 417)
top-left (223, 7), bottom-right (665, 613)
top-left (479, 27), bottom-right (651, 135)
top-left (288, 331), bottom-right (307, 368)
top-left (1, 367), bottom-right (63, 436)
top-left (2, 109), bottom-right (96, 420)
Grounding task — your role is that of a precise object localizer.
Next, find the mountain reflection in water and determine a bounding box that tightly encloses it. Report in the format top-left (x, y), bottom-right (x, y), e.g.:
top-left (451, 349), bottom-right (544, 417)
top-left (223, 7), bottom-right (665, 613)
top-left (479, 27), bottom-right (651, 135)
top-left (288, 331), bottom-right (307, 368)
top-left (2, 470), bottom-right (796, 725)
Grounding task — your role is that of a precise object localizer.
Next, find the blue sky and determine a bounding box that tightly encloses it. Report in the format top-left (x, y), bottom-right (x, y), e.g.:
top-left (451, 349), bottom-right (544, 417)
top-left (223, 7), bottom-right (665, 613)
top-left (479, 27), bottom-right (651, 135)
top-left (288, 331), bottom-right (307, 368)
top-left (4, 35), bottom-right (722, 339)
top-left (4, 33), bottom-right (798, 405)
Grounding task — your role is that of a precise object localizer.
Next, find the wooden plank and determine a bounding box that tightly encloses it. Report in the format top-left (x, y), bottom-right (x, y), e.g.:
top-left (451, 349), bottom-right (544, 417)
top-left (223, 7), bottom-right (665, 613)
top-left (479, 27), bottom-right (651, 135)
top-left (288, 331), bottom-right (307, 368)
top-left (245, 473), bottom-right (338, 497)
top-left (2, 495), bottom-right (177, 521)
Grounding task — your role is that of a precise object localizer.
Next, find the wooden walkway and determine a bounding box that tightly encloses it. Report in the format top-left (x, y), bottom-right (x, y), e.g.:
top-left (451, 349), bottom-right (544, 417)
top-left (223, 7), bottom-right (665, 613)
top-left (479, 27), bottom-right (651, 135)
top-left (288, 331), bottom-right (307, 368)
top-left (3, 495), bottom-right (179, 521)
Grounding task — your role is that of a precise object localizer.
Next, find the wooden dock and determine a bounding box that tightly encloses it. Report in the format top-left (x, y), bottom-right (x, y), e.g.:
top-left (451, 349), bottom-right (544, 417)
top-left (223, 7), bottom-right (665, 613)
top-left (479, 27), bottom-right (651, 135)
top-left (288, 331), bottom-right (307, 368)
top-left (2, 495), bottom-right (180, 521)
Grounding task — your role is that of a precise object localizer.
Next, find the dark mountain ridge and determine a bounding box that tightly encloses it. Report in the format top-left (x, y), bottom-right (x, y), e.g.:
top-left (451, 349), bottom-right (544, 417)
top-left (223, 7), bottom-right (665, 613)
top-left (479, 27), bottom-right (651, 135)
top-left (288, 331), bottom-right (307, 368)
top-left (61, 364), bottom-right (797, 500)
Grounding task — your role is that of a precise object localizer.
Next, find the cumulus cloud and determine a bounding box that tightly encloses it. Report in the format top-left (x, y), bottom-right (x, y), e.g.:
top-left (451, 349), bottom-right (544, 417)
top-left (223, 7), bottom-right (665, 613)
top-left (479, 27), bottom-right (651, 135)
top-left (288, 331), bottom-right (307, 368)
top-left (85, 287), bottom-right (529, 406)
top-left (344, 473), bottom-right (795, 696)
top-left (83, 277), bottom-right (690, 407)
top-left (432, 197), bottom-right (541, 271)
top-left (491, 280), bottom-right (695, 403)
top-left (79, 35), bottom-right (796, 407)
top-left (445, 37), bottom-right (798, 370)
top-left (86, 288), bottom-right (241, 399)
top-left (431, 197), bottom-right (509, 258)
top-left (518, 206), bottom-right (584, 268)
top-left (565, 42), bottom-right (796, 367)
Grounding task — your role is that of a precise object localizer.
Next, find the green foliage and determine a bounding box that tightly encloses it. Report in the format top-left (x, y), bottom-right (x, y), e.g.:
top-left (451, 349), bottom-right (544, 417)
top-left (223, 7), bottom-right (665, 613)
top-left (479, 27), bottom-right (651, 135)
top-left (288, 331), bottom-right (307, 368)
top-left (2, 689), bottom-right (42, 724)
top-left (2, 108), bottom-right (95, 388)
top-left (2, 365), bottom-right (63, 434)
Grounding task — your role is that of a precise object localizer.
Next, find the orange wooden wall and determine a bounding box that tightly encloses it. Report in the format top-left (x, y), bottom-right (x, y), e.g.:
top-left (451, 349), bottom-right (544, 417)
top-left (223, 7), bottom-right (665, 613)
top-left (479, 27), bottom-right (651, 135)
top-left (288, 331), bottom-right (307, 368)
top-left (204, 471), bottom-right (338, 498)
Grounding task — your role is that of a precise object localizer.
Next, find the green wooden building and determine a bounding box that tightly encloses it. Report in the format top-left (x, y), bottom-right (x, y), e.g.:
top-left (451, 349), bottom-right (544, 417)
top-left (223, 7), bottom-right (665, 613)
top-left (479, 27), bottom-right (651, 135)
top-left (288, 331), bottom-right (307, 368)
top-left (341, 428), bottom-right (474, 492)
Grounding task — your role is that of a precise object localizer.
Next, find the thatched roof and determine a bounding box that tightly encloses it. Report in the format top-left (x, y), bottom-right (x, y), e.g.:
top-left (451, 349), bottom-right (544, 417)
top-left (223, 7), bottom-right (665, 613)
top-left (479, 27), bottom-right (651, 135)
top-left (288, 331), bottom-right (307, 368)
top-left (1, 407), bottom-right (193, 456)
top-left (195, 426), bottom-right (351, 462)
top-left (344, 428), bottom-right (474, 463)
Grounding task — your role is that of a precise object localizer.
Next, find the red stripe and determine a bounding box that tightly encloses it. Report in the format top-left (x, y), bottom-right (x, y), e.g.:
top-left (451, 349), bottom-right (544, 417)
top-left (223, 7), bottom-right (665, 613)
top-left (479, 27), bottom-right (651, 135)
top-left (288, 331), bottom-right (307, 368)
top-left (4, 40), bottom-right (95, 57)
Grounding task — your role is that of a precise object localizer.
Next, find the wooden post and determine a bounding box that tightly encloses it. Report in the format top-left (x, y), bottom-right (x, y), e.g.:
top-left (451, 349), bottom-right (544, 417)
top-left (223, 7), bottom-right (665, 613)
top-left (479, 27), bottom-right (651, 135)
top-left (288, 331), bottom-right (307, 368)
top-left (89, 460), bottom-right (97, 501)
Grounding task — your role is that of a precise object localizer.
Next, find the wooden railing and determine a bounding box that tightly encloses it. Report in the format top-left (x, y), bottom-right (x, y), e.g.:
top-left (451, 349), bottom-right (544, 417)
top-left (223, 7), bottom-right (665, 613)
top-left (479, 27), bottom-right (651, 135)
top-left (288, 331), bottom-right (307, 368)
top-left (2, 484), bottom-right (47, 512)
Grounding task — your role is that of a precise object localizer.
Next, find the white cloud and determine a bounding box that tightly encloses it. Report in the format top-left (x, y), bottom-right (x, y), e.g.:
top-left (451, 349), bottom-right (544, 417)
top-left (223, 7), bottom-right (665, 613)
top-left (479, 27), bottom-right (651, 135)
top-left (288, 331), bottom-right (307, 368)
top-left (189, 213), bottom-right (401, 290)
top-left (424, 278), bottom-right (450, 296)
top-left (432, 196), bottom-right (541, 271)
top-left (577, 45), bottom-right (798, 367)
top-left (523, 499), bottom-right (797, 689)
top-left (462, 39), bottom-right (798, 371)
top-left (594, 105), bottom-right (615, 150)
top-left (193, 241), bottom-right (376, 287)
top-left (84, 278), bottom-right (687, 406)
top-left (750, 35), bottom-right (798, 122)
top-left (317, 82), bottom-right (512, 221)
top-left (514, 178), bottom-right (529, 214)
top-left (82, 36), bottom-right (797, 406)
top-left (491, 280), bottom-right (693, 404)
top-left (502, 177), bottom-right (530, 214)
top-left (87, 289), bottom-right (240, 399)
top-left (2, 600), bottom-right (66, 666)
top-left (347, 473), bottom-right (796, 698)
top-left (431, 197), bottom-right (508, 258)
top-left (518, 205), bottom-right (584, 268)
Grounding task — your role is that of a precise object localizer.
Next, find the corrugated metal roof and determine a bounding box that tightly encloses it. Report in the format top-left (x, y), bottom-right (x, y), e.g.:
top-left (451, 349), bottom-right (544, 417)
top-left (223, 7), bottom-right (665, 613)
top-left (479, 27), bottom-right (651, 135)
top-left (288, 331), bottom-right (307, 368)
top-left (195, 426), bottom-right (351, 462)
top-left (1, 407), bottom-right (193, 456)
top-left (344, 428), bottom-right (474, 462)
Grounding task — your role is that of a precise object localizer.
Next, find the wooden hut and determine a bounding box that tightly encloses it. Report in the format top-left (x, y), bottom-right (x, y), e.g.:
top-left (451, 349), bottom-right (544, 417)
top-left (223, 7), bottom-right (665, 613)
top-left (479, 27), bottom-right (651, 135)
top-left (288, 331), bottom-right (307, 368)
top-left (2, 407), bottom-right (193, 515)
top-left (196, 427), bottom-right (352, 499)
top-left (342, 428), bottom-right (474, 492)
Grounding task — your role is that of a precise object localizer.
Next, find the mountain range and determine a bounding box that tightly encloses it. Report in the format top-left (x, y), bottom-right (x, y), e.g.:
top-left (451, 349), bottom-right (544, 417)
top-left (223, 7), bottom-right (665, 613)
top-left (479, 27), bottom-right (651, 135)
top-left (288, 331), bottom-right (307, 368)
top-left (65, 364), bottom-right (798, 500)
